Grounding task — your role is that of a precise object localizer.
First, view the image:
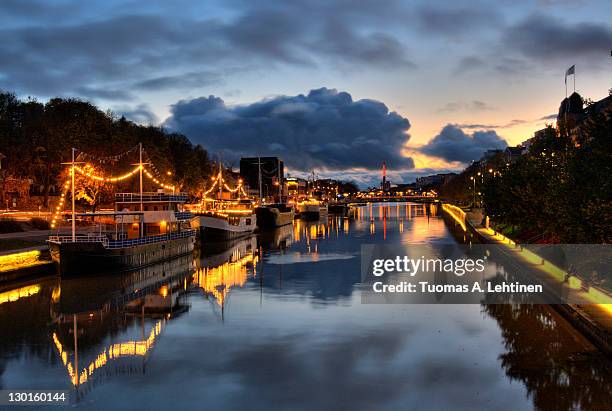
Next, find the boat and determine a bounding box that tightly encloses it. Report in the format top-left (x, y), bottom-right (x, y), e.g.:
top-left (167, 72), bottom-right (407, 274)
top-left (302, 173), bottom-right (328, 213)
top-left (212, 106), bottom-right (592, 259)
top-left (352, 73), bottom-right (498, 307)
top-left (190, 199), bottom-right (257, 242)
top-left (256, 203), bottom-right (295, 228)
top-left (297, 199), bottom-right (327, 220)
top-left (48, 191), bottom-right (197, 276)
top-left (328, 202), bottom-right (347, 215)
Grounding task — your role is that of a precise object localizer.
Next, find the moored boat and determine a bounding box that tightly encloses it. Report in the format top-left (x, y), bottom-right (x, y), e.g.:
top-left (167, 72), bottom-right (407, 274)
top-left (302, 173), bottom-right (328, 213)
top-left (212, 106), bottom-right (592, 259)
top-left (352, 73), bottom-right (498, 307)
top-left (297, 199), bottom-right (327, 220)
top-left (190, 199), bottom-right (257, 242)
top-left (256, 203), bottom-right (295, 228)
top-left (48, 191), bottom-right (196, 276)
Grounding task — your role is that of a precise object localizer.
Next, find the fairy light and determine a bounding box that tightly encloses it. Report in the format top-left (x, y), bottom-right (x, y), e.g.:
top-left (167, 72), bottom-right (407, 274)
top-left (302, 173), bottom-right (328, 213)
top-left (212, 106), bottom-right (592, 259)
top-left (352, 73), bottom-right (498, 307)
top-left (50, 178), bottom-right (71, 229)
top-left (200, 171), bottom-right (246, 202)
top-left (73, 164), bottom-right (176, 190)
top-left (143, 168), bottom-right (175, 191)
top-left (73, 164), bottom-right (141, 182)
top-left (51, 159), bottom-right (176, 230)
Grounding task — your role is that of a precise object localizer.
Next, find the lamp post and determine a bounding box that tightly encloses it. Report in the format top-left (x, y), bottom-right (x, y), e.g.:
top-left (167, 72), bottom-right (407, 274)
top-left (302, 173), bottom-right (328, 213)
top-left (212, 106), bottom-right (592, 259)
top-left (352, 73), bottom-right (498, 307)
top-left (470, 176), bottom-right (476, 207)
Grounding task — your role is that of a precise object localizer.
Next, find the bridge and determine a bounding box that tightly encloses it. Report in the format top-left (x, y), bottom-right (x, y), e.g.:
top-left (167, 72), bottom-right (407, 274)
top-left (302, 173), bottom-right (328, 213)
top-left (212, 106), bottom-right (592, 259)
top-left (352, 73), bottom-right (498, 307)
top-left (346, 195), bottom-right (439, 204)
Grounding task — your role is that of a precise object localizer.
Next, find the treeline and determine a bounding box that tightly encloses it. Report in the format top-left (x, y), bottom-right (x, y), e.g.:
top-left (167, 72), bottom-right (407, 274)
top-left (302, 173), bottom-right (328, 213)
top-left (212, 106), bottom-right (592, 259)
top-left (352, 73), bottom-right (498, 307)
top-left (0, 91), bottom-right (214, 207)
top-left (440, 108), bottom-right (611, 243)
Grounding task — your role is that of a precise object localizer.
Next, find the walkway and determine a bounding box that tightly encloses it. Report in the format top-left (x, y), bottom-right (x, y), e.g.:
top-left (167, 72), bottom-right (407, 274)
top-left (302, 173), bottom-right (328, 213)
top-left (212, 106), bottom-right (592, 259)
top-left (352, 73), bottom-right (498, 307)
top-left (464, 209), bottom-right (612, 352)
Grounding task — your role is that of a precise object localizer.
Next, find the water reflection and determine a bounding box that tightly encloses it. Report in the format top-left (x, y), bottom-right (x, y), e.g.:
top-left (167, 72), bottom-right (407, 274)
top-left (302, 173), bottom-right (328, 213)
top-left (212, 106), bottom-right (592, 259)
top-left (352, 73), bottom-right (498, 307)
top-left (193, 236), bottom-right (259, 309)
top-left (484, 304), bottom-right (611, 410)
top-left (0, 203), bottom-right (609, 410)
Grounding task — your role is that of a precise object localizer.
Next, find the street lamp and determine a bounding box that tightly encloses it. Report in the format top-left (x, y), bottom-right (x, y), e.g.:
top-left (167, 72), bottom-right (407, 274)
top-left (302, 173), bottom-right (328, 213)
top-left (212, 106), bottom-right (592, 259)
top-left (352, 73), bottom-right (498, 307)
top-left (469, 176), bottom-right (476, 207)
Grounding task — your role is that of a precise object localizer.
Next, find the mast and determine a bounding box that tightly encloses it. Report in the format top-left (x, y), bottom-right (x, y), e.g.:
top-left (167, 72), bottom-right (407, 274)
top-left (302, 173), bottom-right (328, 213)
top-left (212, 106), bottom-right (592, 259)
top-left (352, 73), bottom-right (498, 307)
top-left (139, 143), bottom-right (143, 211)
top-left (278, 162), bottom-right (282, 201)
top-left (257, 157), bottom-right (263, 203)
top-left (218, 161), bottom-right (223, 200)
top-left (71, 147), bottom-right (76, 241)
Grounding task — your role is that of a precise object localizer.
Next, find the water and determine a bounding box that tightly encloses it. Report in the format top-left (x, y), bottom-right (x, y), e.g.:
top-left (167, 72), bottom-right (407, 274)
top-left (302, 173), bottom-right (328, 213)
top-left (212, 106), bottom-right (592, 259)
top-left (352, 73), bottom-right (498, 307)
top-left (0, 203), bottom-right (610, 410)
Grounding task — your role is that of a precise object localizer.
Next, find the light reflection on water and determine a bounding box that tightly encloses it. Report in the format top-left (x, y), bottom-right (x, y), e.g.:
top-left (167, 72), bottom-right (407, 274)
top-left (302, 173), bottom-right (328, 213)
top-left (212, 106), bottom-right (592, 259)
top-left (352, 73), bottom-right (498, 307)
top-left (0, 203), bottom-right (610, 410)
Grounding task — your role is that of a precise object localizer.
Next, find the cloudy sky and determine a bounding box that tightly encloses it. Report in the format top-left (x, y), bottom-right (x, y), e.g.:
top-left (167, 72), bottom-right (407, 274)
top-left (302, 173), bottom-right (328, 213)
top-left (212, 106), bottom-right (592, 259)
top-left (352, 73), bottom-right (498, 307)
top-left (1, 0), bottom-right (610, 186)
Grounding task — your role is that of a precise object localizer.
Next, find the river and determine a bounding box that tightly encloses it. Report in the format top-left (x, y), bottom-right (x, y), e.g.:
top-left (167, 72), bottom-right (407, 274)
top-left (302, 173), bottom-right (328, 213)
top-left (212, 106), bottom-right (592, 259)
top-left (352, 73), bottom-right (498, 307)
top-left (0, 203), bottom-right (610, 410)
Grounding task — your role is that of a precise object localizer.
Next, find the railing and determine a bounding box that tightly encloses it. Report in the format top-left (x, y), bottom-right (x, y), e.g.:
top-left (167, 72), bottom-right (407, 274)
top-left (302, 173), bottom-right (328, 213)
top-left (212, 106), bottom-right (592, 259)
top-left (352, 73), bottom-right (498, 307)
top-left (442, 203), bottom-right (467, 232)
top-left (48, 234), bottom-right (109, 247)
top-left (174, 211), bottom-right (194, 220)
top-left (115, 192), bottom-right (188, 203)
top-left (106, 230), bottom-right (196, 249)
top-left (48, 230), bottom-right (195, 249)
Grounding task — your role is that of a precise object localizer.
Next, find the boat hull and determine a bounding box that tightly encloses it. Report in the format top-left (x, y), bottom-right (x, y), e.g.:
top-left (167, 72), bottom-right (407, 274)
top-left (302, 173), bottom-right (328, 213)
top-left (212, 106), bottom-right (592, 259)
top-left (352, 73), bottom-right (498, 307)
top-left (49, 235), bottom-right (196, 276)
top-left (192, 214), bottom-right (257, 242)
top-left (256, 206), bottom-right (294, 228)
top-left (298, 204), bottom-right (328, 220)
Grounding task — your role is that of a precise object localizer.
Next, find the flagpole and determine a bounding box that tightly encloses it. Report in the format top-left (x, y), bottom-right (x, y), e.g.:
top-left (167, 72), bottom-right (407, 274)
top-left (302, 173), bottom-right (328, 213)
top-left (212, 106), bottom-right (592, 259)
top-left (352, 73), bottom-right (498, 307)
top-left (71, 147), bottom-right (76, 242)
top-left (573, 67), bottom-right (576, 93)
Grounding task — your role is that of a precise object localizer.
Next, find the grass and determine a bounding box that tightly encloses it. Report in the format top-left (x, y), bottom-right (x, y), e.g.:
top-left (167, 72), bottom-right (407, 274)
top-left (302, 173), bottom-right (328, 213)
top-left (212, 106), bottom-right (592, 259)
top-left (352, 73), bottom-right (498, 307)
top-left (0, 238), bottom-right (45, 252)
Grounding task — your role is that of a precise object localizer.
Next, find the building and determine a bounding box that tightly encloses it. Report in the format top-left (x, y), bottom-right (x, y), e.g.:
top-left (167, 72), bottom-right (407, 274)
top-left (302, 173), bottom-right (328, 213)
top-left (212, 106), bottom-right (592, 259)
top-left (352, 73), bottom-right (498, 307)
top-left (560, 92), bottom-right (612, 143)
top-left (481, 149), bottom-right (503, 161)
top-left (503, 146), bottom-right (527, 164)
top-left (381, 161), bottom-right (391, 192)
top-left (286, 177), bottom-right (308, 196)
top-left (524, 92), bottom-right (612, 149)
top-left (415, 173), bottom-right (457, 189)
top-left (239, 157), bottom-right (284, 200)
top-left (312, 179), bottom-right (341, 199)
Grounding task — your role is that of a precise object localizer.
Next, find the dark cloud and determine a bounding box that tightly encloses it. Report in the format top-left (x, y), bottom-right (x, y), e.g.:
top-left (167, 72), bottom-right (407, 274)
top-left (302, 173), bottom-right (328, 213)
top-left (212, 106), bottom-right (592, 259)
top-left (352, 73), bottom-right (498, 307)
top-left (132, 71), bottom-right (224, 91)
top-left (454, 56), bottom-right (485, 74)
top-left (437, 100), bottom-right (495, 113)
top-left (74, 86), bottom-right (133, 101)
top-left (0, 4), bottom-right (413, 100)
top-left (312, 18), bottom-right (415, 68)
top-left (503, 14), bottom-right (612, 61)
top-left (417, 7), bottom-right (502, 36)
top-left (457, 119), bottom-right (527, 129)
top-left (420, 124), bottom-right (507, 163)
top-left (164, 87), bottom-right (414, 172)
top-left (0, 0), bottom-right (79, 21)
top-left (115, 104), bottom-right (158, 125)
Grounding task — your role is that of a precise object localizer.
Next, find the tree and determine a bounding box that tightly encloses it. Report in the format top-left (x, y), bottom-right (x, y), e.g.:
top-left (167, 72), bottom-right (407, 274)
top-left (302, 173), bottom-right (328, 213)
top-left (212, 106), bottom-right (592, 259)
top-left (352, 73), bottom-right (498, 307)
top-left (73, 165), bottom-right (111, 213)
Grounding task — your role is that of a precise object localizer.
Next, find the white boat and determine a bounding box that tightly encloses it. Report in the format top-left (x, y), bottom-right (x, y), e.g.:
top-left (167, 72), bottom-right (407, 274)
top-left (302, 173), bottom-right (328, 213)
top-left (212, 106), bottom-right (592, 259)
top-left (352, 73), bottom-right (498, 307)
top-left (297, 199), bottom-right (327, 219)
top-left (48, 191), bottom-right (196, 276)
top-left (190, 199), bottom-right (257, 241)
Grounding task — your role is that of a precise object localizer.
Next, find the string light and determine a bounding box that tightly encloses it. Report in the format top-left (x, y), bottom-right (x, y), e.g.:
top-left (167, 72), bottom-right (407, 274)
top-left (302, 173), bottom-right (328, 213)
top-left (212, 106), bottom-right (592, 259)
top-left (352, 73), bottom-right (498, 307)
top-left (51, 159), bottom-right (176, 230)
top-left (74, 164), bottom-right (141, 182)
top-left (143, 168), bottom-right (175, 191)
top-left (200, 171), bottom-right (246, 202)
top-left (50, 178), bottom-right (71, 229)
top-left (73, 164), bottom-right (175, 189)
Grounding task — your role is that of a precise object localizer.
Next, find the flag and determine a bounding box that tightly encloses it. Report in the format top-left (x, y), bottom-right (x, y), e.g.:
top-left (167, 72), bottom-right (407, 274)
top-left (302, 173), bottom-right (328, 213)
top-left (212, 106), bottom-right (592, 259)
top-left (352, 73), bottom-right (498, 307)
top-left (565, 65), bottom-right (575, 84)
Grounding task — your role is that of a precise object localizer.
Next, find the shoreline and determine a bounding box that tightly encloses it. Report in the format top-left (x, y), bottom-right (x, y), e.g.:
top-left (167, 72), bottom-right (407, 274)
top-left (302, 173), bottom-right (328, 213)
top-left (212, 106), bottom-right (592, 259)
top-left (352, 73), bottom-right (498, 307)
top-left (442, 203), bottom-right (612, 356)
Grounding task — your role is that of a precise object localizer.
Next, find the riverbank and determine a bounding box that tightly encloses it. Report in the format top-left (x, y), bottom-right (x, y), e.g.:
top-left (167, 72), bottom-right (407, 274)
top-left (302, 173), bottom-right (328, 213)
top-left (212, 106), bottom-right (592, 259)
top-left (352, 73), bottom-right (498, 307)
top-left (443, 204), bottom-right (612, 355)
top-left (0, 231), bottom-right (56, 283)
